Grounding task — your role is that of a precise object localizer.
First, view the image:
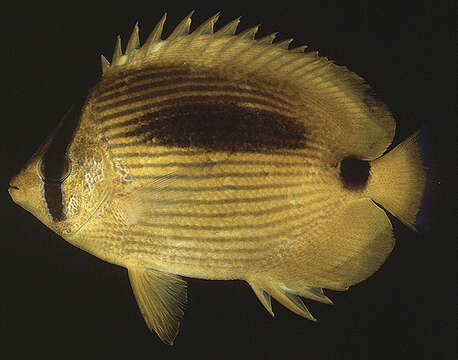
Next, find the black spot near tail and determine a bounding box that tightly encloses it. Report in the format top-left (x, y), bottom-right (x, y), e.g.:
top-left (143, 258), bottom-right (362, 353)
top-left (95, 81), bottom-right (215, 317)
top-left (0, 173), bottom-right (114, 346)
top-left (340, 156), bottom-right (371, 190)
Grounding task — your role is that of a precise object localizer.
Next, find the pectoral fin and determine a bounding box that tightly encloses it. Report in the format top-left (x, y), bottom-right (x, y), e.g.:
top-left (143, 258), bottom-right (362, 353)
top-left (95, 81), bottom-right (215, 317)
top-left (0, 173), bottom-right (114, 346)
top-left (128, 267), bottom-right (187, 345)
top-left (111, 171), bottom-right (192, 226)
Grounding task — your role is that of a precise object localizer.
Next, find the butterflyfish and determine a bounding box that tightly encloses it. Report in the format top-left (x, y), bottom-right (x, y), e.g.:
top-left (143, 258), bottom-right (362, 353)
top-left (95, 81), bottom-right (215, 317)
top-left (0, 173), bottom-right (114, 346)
top-left (9, 12), bottom-right (426, 345)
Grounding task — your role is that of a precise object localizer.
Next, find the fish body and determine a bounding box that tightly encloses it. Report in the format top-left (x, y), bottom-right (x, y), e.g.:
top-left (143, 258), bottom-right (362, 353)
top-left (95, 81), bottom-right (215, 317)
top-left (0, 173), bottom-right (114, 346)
top-left (9, 12), bottom-right (426, 344)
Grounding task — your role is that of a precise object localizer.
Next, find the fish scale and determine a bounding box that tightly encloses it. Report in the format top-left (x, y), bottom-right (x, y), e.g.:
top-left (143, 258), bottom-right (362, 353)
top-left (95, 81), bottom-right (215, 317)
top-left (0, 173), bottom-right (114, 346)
top-left (83, 174), bottom-right (341, 276)
top-left (9, 12), bottom-right (426, 345)
top-left (96, 76), bottom-right (293, 108)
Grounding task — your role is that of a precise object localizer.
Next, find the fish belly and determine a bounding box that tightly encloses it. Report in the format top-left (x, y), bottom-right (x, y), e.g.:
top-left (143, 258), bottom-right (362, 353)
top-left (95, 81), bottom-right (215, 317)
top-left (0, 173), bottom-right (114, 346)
top-left (86, 147), bottom-right (345, 281)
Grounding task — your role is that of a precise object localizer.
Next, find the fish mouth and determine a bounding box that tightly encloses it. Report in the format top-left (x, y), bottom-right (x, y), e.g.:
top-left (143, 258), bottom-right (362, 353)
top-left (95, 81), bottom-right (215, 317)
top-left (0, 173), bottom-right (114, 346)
top-left (8, 184), bottom-right (20, 198)
top-left (9, 183), bottom-right (27, 206)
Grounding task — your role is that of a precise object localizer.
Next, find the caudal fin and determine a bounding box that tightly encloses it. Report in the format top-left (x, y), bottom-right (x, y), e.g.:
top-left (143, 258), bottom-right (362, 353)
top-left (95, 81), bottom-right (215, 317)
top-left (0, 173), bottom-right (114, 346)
top-left (366, 130), bottom-right (426, 230)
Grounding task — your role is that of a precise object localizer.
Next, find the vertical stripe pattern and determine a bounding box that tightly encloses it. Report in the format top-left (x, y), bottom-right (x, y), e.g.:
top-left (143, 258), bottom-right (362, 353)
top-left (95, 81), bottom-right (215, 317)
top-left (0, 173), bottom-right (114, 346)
top-left (40, 99), bottom-right (84, 222)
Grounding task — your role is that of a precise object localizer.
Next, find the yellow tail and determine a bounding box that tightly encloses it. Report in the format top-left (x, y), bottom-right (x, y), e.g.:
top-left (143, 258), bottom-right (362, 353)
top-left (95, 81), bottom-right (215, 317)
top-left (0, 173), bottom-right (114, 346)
top-left (366, 131), bottom-right (426, 230)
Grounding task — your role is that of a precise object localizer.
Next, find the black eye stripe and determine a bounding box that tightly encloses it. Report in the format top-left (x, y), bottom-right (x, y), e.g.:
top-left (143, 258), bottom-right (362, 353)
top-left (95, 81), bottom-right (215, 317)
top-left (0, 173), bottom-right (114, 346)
top-left (42, 182), bottom-right (66, 222)
top-left (45, 101), bottom-right (84, 156)
top-left (42, 98), bottom-right (84, 222)
top-left (39, 154), bottom-right (71, 183)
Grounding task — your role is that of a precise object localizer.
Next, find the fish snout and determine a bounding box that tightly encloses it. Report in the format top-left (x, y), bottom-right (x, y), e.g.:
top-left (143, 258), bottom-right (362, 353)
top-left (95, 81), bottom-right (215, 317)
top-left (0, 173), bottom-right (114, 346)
top-left (8, 184), bottom-right (20, 192)
top-left (9, 179), bottom-right (24, 204)
top-left (8, 165), bottom-right (40, 209)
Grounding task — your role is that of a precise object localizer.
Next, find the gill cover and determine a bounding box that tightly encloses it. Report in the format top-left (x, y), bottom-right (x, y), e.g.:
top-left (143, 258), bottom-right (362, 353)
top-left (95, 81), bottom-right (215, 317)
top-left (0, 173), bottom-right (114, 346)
top-left (39, 98), bottom-right (111, 236)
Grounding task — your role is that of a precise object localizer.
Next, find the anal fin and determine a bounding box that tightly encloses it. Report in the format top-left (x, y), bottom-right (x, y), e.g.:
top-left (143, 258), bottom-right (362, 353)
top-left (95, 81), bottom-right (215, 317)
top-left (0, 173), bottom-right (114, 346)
top-left (248, 280), bottom-right (316, 321)
top-left (128, 267), bottom-right (187, 345)
top-left (292, 286), bottom-right (333, 305)
top-left (248, 282), bottom-right (274, 316)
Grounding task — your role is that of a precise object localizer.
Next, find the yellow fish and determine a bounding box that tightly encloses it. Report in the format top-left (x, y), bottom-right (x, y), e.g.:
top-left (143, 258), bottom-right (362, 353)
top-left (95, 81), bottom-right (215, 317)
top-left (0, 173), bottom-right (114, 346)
top-left (8, 12), bottom-right (426, 345)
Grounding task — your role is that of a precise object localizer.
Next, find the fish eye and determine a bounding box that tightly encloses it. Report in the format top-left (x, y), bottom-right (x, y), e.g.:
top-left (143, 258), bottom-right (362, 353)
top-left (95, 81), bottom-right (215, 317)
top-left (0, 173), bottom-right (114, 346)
top-left (38, 154), bottom-right (72, 183)
top-left (340, 156), bottom-right (370, 190)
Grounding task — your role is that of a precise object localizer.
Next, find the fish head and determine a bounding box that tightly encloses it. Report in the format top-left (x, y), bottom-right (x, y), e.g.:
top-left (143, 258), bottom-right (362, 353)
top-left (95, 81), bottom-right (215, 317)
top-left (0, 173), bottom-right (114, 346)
top-left (9, 99), bottom-right (112, 238)
top-left (9, 151), bottom-right (49, 227)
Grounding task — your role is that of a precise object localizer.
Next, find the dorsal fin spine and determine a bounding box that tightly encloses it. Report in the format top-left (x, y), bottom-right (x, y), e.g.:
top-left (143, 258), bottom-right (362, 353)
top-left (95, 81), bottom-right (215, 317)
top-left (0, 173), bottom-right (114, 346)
top-left (100, 54), bottom-right (110, 75)
top-left (101, 13), bottom-right (310, 76)
top-left (237, 24), bottom-right (260, 40)
top-left (130, 13), bottom-right (166, 63)
top-left (125, 22), bottom-right (140, 58)
top-left (292, 44), bottom-right (307, 53)
top-left (274, 38), bottom-right (294, 50)
top-left (214, 17), bottom-right (241, 36)
top-left (191, 11), bottom-right (220, 36)
top-left (167, 10), bottom-right (194, 41)
top-left (111, 35), bottom-right (123, 65)
top-left (146, 13), bottom-right (167, 47)
top-left (257, 32), bottom-right (278, 44)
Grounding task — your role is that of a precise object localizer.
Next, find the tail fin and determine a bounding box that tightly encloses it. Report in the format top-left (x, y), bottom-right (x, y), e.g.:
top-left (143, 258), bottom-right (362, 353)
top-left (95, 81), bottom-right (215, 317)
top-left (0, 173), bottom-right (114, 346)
top-left (413, 122), bottom-right (440, 233)
top-left (366, 130), bottom-right (426, 230)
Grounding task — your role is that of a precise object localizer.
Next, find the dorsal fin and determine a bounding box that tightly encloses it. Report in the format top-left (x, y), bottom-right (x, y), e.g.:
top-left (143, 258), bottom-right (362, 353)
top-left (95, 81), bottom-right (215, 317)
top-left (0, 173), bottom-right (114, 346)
top-left (291, 44), bottom-right (307, 53)
top-left (98, 11), bottom-right (396, 159)
top-left (167, 10), bottom-right (194, 41)
top-left (100, 54), bottom-right (110, 75)
top-left (257, 32), bottom-right (278, 44)
top-left (111, 35), bottom-right (123, 65)
top-left (274, 38), bottom-right (293, 50)
top-left (192, 11), bottom-right (220, 36)
top-left (145, 13), bottom-right (167, 46)
top-left (125, 22), bottom-right (140, 57)
top-left (129, 13), bottom-right (166, 62)
top-left (237, 24), bottom-right (260, 40)
top-left (214, 17), bottom-right (241, 36)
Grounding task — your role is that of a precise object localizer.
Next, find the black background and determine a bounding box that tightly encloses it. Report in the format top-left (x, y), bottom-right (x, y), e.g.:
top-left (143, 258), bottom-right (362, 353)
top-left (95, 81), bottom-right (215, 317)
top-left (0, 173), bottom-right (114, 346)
top-left (2, 1), bottom-right (455, 359)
